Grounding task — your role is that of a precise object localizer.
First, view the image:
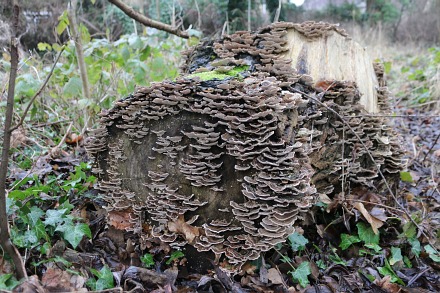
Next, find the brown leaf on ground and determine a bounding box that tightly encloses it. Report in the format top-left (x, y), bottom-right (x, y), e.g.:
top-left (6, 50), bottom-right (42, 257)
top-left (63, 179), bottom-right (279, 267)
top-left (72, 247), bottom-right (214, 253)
top-left (41, 267), bottom-right (74, 292)
top-left (10, 127), bottom-right (27, 148)
top-left (353, 202), bottom-right (384, 234)
top-left (374, 275), bottom-right (402, 293)
top-left (12, 275), bottom-right (45, 293)
top-left (108, 209), bottom-right (136, 230)
top-left (267, 268), bottom-right (283, 285)
top-left (0, 256), bottom-right (13, 274)
top-left (168, 215), bottom-right (200, 243)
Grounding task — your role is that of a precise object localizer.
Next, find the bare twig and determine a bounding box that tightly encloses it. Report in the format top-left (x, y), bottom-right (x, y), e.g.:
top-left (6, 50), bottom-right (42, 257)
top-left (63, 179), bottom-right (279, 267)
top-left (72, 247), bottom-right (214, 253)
top-left (10, 46), bottom-right (65, 132)
top-left (422, 132), bottom-right (440, 162)
top-left (289, 86), bottom-right (439, 253)
top-left (107, 0), bottom-right (189, 39)
top-left (0, 0), bottom-right (28, 280)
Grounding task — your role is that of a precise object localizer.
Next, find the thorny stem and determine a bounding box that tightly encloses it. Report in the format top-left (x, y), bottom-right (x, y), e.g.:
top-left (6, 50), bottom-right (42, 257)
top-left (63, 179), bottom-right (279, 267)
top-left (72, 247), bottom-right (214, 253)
top-left (0, 1), bottom-right (28, 280)
top-left (10, 46), bottom-right (65, 133)
top-left (289, 86), bottom-right (440, 254)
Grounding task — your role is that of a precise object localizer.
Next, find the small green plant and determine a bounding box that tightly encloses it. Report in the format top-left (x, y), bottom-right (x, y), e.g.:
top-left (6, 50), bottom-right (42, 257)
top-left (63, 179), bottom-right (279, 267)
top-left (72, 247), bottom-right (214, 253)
top-left (166, 250), bottom-right (185, 265)
top-left (0, 274), bottom-right (20, 291)
top-left (141, 253), bottom-right (155, 268)
top-left (86, 265), bottom-right (114, 291)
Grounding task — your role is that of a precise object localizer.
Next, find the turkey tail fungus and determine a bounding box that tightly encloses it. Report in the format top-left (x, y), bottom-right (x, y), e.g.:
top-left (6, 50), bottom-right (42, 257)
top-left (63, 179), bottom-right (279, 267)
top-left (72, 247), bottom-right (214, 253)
top-left (86, 21), bottom-right (404, 271)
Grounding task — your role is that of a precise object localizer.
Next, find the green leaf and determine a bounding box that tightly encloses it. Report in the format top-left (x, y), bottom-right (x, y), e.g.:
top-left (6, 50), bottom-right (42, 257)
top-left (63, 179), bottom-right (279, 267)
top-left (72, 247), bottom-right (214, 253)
top-left (63, 76), bottom-right (82, 97)
top-left (93, 266), bottom-right (114, 290)
top-left (383, 61), bottom-right (392, 74)
top-left (339, 234), bottom-right (361, 250)
top-left (357, 222), bottom-right (379, 245)
top-left (8, 190), bottom-right (29, 200)
top-left (62, 223), bottom-right (91, 249)
top-left (37, 42), bottom-right (52, 51)
top-left (44, 209), bottom-right (68, 227)
top-left (389, 247), bottom-right (403, 265)
top-left (378, 259), bottom-right (405, 285)
top-left (57, 10), bottom-right (69, 35)
top-left (400, 171), bottom-right (413, 183)
top-left (364, 243), bottom-right (382, 253)
top-left (290, 262), bottom-right (311, 288)
top-left (34, 219), bottom-right (49, 242)
top-left (402, 221), bottom-right (417, 239)
top-left (166, 250), bottom-right (185, 265)
top-left (424, 245), bottom-right (440, 262)
top-left (288, 232), bottom-right (309, 251)
top-left (141, 253), bottom-right (155, 268)
top-left (28, 206), bottom-right (44, 226)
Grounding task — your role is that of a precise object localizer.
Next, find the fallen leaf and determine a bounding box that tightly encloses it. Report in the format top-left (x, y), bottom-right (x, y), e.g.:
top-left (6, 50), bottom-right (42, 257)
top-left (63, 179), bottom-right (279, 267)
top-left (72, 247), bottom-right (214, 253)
top-left (267, 268), bottom-right (283, 285)
top-left (353, 202), bottom-right (384, 234)
top-left (374, 275), bottom-right (401, 293)
top-left (41, 267), bottom-right (73, 292)
top-left (168, 215), bottom-right (200, 243)
top-left (108, 209), bottom-right (135, 230)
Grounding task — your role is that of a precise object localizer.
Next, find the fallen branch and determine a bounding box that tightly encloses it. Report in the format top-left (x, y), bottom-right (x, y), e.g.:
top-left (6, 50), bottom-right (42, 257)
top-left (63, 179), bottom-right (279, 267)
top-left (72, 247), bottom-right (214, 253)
top-left (107, 0), bottom-right (189, 39)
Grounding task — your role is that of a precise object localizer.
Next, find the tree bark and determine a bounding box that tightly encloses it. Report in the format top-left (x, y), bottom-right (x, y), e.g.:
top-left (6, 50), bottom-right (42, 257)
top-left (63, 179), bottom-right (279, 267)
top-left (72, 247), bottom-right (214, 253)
top-left (87, 22), bottom-right (403, 270)
top-left (0, 0), bottom-right (27, 280)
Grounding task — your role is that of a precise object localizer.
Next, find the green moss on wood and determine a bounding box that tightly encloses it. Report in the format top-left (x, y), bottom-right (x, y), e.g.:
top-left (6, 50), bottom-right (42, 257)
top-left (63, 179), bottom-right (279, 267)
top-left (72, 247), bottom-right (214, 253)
top-left (188, 65), bottom-right (249, 81)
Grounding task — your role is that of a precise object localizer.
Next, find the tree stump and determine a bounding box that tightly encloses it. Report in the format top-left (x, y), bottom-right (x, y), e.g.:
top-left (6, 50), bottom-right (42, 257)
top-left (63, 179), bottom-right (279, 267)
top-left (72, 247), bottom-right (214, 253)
top-left (86, 21), bottom-right (403, 270)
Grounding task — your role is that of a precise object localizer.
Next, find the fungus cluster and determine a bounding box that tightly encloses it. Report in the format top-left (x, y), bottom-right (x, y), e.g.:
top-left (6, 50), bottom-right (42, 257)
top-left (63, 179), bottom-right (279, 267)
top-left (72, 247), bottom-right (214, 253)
top-left (87, 21), bottom-right (403, 269)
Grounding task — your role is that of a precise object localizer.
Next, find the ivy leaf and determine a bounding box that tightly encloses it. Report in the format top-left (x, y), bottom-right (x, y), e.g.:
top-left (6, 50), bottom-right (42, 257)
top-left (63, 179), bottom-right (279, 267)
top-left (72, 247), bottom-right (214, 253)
top-left (28, 206), bottom-right (44, 226)
top-left (141, 253), bottom-right (154, 268)
top-left (339, 234), bottom-right (361, 250)
top-left (389, 247), bottom-right (403, 265)
top-left (94, 266), bottom-right (114, 290)
top-left (166, 250), bottom-right (185, 265)
top-left (288, 232), bottom-right (308, 251)
top-left (290, 262), bottom-right (311, 288)
top-left (34, 219), bottom-right (49, 242)
top-left (44, 209), bottom-right (67, 227)
top-left (424, 245), bottom-right (440, 262)
top-left (62, 223), bottom-right (92, 249)
top-left (378, 259), bottom-right (405, 285)
top-left (364, 243), bottom-right (382, 253)
top-left (408, 238), bottom-right (421, 256)
top-left (357, 222), bottom-right (379, 245)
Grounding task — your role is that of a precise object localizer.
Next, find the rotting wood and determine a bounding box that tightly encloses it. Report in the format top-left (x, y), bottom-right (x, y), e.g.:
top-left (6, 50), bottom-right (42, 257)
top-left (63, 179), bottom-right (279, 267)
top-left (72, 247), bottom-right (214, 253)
top-left (86, 21), bottom-right (404, 271)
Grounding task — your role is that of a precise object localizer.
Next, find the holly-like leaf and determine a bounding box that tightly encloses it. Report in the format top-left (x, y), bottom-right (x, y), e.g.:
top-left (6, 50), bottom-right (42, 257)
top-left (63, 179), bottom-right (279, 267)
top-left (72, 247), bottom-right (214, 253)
top-left (389, 247), bottom-right (403, 265)
top-left (62, 223), bottom-right (92, 249)
top-left (290, 262), bottom-right (311, 288)
top-left (288, 232), bottom-right (308, 251)
top-left (339, 234), bottom-right (361, 250)
top-left (357, 222), bottom-right (379, 245)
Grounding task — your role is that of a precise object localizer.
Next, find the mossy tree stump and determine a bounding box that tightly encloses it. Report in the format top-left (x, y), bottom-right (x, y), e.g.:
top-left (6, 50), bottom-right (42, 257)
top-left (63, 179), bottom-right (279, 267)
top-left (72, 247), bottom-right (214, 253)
top-left (87, 22), bottom-right (403, 270)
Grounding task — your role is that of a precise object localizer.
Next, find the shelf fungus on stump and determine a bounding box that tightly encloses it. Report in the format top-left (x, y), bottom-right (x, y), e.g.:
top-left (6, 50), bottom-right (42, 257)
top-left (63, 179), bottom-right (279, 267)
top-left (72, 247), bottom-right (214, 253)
top-left (86, 21), bottom-right (404, 270)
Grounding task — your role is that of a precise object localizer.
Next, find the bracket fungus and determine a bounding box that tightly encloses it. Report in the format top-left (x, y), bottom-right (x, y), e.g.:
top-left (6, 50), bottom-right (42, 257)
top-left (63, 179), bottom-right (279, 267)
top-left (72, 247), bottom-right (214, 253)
top-left (87, 22), bottom-right (404, 270)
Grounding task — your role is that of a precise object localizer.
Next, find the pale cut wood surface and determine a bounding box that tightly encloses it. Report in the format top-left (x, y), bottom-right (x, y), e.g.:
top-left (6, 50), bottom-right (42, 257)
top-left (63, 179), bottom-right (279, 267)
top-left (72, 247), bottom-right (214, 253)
top-left (284, 28), bottom-right (379, 113)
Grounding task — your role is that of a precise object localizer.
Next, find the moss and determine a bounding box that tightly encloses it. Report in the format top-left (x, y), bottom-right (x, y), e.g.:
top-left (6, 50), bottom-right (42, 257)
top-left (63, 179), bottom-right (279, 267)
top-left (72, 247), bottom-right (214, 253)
top-left (188, 65), bottom-right (249, 81)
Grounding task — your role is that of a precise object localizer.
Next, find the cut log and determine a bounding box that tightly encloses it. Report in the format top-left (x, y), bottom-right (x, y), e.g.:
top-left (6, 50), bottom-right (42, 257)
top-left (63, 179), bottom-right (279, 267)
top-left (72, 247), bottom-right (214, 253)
top-left (86, 21), bottom-right (403, 270)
